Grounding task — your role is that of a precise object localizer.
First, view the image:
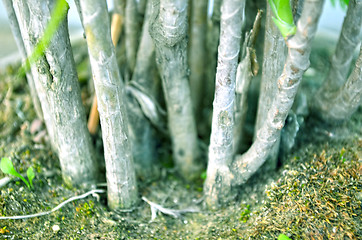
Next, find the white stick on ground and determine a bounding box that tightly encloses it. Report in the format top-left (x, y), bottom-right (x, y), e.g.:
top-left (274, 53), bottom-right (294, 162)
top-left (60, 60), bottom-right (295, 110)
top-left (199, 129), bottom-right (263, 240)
top-left (76, 0), bottom-right (138, 210)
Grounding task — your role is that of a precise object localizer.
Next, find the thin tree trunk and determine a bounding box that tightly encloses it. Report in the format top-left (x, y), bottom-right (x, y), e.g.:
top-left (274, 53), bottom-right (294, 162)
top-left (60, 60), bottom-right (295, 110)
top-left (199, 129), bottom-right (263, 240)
top-left (77, 0), bottom-right (138, 209)
top-left (254, 3), bottom-right (287, 171)
top-left (150, 0), bottom-right (201, 180)
top-left (232, 0), bottom-right (324, 186)
top-left (125, 0), bottom-right (141, 76)
top-left (205, 0), bottom-right (222, 116)
top-left (313, 0), bottom-right (362, 114)
top-left (12, 0), bottom-right (57, 152)
top-left (204, 0), bottom-right (246, 207)
top-left (13, 0), bottom-right (98, 188)
top-left (189, 0), bottom-right (207, 117)
top-left (127, 0), bottom-right (158, 179)
top-left (2, 0), bottom-right (43, 122)
top-left (312, 45), bottom-right (362, 122)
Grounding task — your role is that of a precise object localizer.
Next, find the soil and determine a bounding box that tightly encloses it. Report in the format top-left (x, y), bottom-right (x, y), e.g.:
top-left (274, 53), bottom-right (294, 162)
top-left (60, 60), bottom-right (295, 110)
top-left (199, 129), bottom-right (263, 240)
top-left (0, 36), bottom-right (360, 239)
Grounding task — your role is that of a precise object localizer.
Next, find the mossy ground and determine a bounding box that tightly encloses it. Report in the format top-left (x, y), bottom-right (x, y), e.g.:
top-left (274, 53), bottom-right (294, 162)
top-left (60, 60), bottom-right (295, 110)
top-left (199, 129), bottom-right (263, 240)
top-left (0, 37), bottom-right (360, 239)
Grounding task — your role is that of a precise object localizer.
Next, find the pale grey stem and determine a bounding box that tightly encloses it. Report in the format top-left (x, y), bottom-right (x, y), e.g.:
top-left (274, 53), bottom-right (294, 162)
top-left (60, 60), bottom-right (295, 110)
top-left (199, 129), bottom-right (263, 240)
top-left (127, 0), bottom-right (158, 179)
top-left (2, 0), bottom-right (43, 121)
top-left (189, 0), bottom-right (208, 117)
top-left (254, 3), bottom-right (287, 171)
top-left (77, 0), bottom-right (138, 209)
top-left (12, 0), bottom-right (57, 152)
top-left (204, 0), bottom-right (245, 207)
top-left (149, 0), bottom-right (201, 180)
top-left (233, 48), bottom-right (252, 155)
top-left (232, 0), bottom-right (325, 186)
top-left (313, 46), bottom-right (362, 122)
top-left (114, 0), bottom-right (126, 16)
top-left (18, 0), bottom-right (98, 188)
top-left (313, 0), bottom-right (362, 110)
top-left (125, 0), bottom-right (141, 75)
top-left (205, 0), bottom-right (222, 113)
top-left (137, 0), bottom-right (148, 15)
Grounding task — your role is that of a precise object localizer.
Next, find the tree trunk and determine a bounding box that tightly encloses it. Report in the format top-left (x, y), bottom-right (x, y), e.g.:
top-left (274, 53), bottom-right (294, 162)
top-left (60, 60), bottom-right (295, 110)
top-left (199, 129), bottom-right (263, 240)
top-left (150, 0), bottom-right (201, 180)
top-left (189, 0), bottom-right (207, 117)
top-left (232, 0), bottom-right (324, 186)
top-left (13, 0), bottom-right (98, 188)
top-left (313, 0), bottom-right (362, 118)
top-left (77, 0), bottom-right (138, 209)
top-left (127, 0), bottom-right (159, 179)
top-left (204, 0), bottom-right (246, 207)
top-left (2, 0), bottom-right (43, 122)
top-left (254, 3), bottom-right (287, 171)
top-left (312, 45), bottom-right (362, 122)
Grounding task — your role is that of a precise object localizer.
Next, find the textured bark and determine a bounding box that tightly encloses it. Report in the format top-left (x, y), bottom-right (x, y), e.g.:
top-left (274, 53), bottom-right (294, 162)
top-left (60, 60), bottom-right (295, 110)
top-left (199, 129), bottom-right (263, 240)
top-left (232, 0), bottom-right (324, 186)
top-left (254, 3), bottom-right (287, 171)
top-left (2, 0), bottom-right (43, 121)
top-left (150, 0), bottom-right (200, 180)
top-left (313, 0), bottom-right (362, 114)
top-left (204, 0), bottom-right (245, 207)
top-left (205, 0), bottom-right (222, 113)
top-left (189, 0), bottom-right (207, 116)
top-left (125, 0), bottom-right (141, 75)
top-left (233, 10), bottom-right (262, 155)
top-left (77, 0), bottom-right (138, 209)
top-left (13, 0), bottom-right (98, 188)
top-left (127, 0), bottom-right (158, 179)
top-left (12, 0), bottom-right (57, 152)
top-left (312, 46), bottom-right (362, 122)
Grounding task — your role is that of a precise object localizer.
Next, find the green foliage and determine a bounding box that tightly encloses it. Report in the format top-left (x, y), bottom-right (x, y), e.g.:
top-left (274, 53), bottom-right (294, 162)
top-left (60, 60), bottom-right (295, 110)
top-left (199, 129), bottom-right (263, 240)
top-left (278, 234), bottom-right (292, 240)
top-left (1, 157), bottom-right (34, 190)
top-left (18, 0), bottom-right (69, 77)
top-left (268, 0), bottom-right (296, 38)
top-left (239, 204), bottom-right (251, 223)
top-left (330, 0), bottom-right (349, 9)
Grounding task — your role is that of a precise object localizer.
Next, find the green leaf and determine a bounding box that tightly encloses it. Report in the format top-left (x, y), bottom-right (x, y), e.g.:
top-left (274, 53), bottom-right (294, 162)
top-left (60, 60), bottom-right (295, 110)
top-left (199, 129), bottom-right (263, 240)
top-left (1, 157), bottom-right (30, 189)
top-left (27, 167), bottom-right (35, 189)
top-left (278, 233), bottom-right (292, 240)
top-left (268, 0), bottom-right (296, 38)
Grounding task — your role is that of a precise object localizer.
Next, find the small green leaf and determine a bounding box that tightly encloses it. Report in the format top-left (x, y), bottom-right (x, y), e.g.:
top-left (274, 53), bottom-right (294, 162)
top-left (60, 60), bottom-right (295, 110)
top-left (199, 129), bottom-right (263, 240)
top-left (278, 233), bottom-right (292, 240)
top-left (27, 167), bottom-right (35, 189)
top-left (1, 157), bottom-right (30, 189)
top-left (268, 0), bottom-right (296, 38)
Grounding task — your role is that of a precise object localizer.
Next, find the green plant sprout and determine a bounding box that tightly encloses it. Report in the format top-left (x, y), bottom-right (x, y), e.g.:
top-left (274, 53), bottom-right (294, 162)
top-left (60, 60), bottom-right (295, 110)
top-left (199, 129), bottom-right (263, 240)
top-left (18, 0), bottom-right (69, 77)
top-left (1, 157), bottom-right (35, 190)
top-left (278, 233), bottom-right (292, 240)
top-left (330, 0), bottom-right (350, 9)
top-left (268, 0), bottom-right (296, 38)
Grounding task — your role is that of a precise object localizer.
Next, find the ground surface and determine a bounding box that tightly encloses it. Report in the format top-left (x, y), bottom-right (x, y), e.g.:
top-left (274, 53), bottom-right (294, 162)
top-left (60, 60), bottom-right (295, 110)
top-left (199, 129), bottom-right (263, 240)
top-left (0, 35), bottom-right (361, 240)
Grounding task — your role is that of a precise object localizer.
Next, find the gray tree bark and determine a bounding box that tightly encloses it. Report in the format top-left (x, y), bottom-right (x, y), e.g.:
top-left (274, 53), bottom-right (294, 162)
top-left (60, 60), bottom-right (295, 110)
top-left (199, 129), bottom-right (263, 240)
top-left (204, 0), bottom-right (246, 207)
top-left (13, 0), bottom-right (98, 188)
top-left (189, 0), bottom-right (207, 117)
top-left (150, 0), bottom-right (201, 180)
top-left (205, 0), bottom-right (221, 116)
top-left (125, 0), bottom-right (141, 75)
top-left (254, 3), bottom-right (287, 171)
top-left (127, 0), bottom-right (158, 179)
top-left (77, 0), bottom-right (138, 209)
top-left (313, 0), bottom-right (362, 117)
top-left (2, 0), bottom-right (43, 122)
top-left (12, 0), bottom-right (57, 152)
top-left (204, 0), bottom-right (324, 207)
top-left (313, 45), bottom-right (362, 122)
top-left (232, 0), bottom-right (324, 186)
